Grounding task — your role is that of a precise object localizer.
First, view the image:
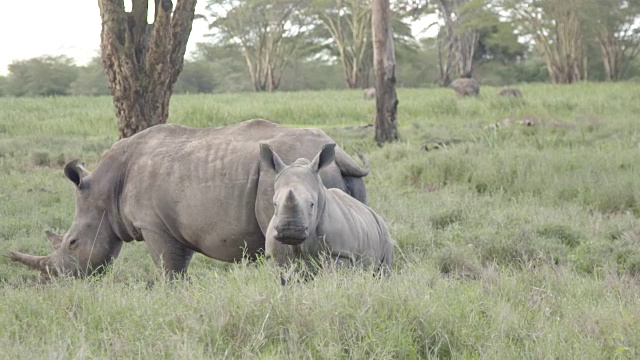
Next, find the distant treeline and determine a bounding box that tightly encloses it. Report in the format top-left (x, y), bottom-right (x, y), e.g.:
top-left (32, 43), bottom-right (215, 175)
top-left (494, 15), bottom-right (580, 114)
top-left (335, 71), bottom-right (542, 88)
top-left (0, 47), bottom-right (637, 98)
top-left (2, 0), bottom-right (640, 97)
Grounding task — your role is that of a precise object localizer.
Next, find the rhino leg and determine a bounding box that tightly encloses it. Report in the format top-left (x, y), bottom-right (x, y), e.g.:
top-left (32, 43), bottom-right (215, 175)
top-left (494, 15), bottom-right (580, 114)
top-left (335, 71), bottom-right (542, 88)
top-left (143, 230), bottom-right (194, 279)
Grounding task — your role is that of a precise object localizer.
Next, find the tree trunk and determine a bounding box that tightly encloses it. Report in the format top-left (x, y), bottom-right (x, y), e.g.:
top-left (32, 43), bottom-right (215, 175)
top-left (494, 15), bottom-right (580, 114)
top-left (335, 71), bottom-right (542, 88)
top-left (599, 32), bottom-right (621, 81)
top-left (436, 32), bottom-right (452, 86)
top-left (99, 0), bottom-right (196, 139)
top-left (371, 0), bottom-right (398, 145)
top-left (320, 0), bottom-right (371, 90)
top-left (455, 30), bottom-right (479, 78)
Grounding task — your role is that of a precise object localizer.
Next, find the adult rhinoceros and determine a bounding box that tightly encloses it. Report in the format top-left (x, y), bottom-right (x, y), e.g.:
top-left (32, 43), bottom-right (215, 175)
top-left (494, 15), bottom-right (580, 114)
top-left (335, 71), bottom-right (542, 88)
top-left (10, 119), bottom-right (369, 278)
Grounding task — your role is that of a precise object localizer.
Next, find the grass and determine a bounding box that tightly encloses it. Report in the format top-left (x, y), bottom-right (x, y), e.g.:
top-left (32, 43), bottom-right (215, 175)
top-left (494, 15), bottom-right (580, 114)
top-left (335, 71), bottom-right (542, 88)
top-left (1, 83), bottom-right (640, 358)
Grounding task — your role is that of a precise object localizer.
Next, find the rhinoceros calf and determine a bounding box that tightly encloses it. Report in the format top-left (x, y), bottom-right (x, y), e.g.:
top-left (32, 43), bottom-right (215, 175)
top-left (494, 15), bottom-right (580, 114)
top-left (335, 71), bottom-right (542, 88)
top-left (260, 143), bottom-right (393, 275)
top-left (10, 119), bottom-right (370, 278)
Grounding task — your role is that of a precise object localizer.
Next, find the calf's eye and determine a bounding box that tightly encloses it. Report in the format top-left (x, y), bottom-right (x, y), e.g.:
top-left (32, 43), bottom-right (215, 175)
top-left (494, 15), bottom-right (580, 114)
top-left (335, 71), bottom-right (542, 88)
top-left (310, 202), bottom-right (315, 209)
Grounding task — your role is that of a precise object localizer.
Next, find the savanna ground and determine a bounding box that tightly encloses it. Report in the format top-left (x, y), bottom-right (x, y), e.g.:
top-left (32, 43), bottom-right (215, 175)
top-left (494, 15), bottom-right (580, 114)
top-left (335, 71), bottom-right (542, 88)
top-left (1, 83), bottom-right (639, 359)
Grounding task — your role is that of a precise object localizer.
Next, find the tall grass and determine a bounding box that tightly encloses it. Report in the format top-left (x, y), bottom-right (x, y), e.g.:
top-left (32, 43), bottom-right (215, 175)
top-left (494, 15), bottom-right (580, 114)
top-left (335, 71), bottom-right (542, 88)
top-left (1, 83), bottom-right (639, 358)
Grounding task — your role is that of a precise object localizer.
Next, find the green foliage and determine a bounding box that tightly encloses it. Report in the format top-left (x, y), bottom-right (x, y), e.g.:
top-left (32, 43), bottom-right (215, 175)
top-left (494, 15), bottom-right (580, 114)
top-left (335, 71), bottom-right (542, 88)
top-left (2, 1), bottom-right (640, 98)
top-left (192, 43), bottom-right (254, 93)
top-left (279, 60), bottom-right (345, 91)
top-left (479, 21), bottom-right (528, 63)
top-left (500, 0), bottom-right (640, 82)
top-left (394, 38), bottom-right (439, 88)
top-left (0, 76), bottom-right (7, 96)
top-left (207, 0), bottom-right (310, 91)
top-left (5, 56), bottom-right (79, 97)
top-left (68, 57), bottom-right (110, 96)
top-left (174, 60), bottom-right (217, 94)
top-left (1, 84), bottom-right (640, 357)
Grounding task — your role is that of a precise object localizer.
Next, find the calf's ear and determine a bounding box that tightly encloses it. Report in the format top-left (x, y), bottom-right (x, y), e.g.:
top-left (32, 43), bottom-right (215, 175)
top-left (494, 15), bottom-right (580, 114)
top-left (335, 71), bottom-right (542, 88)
top-left (260, 143), bottom-right (286, 173)
top-left (310, 143), bottom-right (336, 173)
top-left (64, 160), bottom-right (90, 187)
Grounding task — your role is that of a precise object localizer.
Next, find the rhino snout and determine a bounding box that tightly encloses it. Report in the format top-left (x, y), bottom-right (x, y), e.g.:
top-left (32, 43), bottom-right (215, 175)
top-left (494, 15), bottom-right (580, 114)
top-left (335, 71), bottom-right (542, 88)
top-left (273, 223), bottom-right (309, 245)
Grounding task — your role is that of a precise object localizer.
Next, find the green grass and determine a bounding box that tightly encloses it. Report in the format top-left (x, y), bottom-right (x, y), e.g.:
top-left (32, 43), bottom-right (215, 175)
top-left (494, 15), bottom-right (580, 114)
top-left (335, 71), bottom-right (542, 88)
top-left (1, 83), bottom-right (640, 358)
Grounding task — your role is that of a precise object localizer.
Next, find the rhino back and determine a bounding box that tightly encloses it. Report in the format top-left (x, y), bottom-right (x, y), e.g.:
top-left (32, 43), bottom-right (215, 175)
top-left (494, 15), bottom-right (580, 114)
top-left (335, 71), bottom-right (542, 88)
top-left (312, 189), bottom-right (391, 268)
top-left (111, 119), bottom-right (359, 261)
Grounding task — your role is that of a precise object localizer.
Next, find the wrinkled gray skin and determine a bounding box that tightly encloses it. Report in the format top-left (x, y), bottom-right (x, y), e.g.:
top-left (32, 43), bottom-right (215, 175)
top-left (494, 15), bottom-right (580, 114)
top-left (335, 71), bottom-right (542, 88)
top-left (363, 87), bottom-right (376, 100)
top-left (450, 78), bottom-right (480, 97)
top-left (260, 143), bottom-right (393, 275)
top-left (10, 119), bottom-right (370, 278)
top-left (498, 86), bottom-right (522, 98)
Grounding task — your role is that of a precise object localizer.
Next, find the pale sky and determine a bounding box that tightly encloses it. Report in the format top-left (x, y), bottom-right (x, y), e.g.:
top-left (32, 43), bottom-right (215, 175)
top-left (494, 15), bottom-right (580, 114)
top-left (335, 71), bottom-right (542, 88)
top-left (0, 1), bottom-right (210, 75)
top-left (0, 1), bottom-right (434, 76)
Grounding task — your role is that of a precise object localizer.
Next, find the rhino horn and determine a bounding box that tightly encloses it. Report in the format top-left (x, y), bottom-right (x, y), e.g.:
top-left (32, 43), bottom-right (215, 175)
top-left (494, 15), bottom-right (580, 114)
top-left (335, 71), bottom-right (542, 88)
top-left (45, 229), bottom-right (63, 249)
top-left (9, 251), bottom-right (53, 273)
top-left (284, 189), bottom-right (298, 207)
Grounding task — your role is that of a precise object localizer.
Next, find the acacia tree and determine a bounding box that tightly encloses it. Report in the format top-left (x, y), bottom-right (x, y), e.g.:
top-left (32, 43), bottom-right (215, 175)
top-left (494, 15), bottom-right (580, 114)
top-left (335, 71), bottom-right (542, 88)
top-left (208, 0), bottom-right (306, 92)
top-left (586, 0), bottom-right (640, 81)
top-left (5, 56), bottom-right (79, 97)
top-left (310, 0), bottom-right (372, 89)
top-left (503, 0), bottom-right (587, 84)
top-left (98, 0), bottom-right (197, 138)
top-left (431, 0), bottom-right (495, 84)
top-left (372, 0), bottom-right (398, 145)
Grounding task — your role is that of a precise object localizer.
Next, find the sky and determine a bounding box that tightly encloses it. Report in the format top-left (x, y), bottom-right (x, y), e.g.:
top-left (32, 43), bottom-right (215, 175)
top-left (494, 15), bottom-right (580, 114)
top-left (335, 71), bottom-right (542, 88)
top-left (0, 1), bottom-right (433, 76)
top-left (0, 1), bottom-right (211, 75)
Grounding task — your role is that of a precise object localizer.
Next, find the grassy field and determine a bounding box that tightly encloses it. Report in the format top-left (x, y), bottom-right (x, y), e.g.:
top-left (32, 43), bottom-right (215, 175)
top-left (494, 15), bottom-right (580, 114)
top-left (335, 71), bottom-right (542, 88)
top-left (1, 83), bottom-right (639, 358)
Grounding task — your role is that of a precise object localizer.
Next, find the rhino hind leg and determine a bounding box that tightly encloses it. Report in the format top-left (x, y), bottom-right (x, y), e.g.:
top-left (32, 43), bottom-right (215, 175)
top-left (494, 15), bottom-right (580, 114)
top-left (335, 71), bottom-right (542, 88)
top-left (143, 230), bottom-right (194, 279)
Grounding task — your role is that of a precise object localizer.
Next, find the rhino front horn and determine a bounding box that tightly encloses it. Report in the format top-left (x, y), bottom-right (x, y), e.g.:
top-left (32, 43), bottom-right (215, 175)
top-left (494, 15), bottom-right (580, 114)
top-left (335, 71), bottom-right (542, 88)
top-left (9, 251), bottom-right (52, 273)
top-left (284, 189), bottom-right (298, 206)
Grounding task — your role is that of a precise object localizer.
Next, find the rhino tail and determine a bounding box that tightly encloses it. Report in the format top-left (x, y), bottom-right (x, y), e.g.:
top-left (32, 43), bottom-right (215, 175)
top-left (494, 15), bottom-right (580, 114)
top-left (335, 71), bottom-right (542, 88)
top-left (334, 147), bottom-right (370, 178)
top-left (383, 217), bottom-right (395, 270)
top-left (344, 176), bottom-right (367, 205)
top-left (375, 234), bottom-right (394, 277)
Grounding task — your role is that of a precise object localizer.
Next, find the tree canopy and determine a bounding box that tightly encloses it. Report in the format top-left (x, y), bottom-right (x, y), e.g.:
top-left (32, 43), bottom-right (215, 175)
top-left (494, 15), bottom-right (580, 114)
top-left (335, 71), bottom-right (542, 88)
top-left (2, 0), bottom-right (640, 97)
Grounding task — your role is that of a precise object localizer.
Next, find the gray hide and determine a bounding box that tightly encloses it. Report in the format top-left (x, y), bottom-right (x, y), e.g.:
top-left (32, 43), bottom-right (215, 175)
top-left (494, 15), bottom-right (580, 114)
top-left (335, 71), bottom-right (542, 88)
top-left (363, 87), bottom-right (376, 100)
top-left (450, 78), bottom-right (480, 97)
top-left (260, 143), bottom-right (393, 275)
top-left (10, 119), bottom-right (370, 277)
top-left (498, 86), bottom-right (522, 98)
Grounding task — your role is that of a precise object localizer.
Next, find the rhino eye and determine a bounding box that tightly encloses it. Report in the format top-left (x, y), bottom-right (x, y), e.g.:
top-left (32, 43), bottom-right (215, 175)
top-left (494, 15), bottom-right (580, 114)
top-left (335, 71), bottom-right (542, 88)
top-left (310, 202), bottom-right (315, 209)
top-left (69, 239), bottom-right (78, 247)
top-left (273, 202), bottom-right (277, 207)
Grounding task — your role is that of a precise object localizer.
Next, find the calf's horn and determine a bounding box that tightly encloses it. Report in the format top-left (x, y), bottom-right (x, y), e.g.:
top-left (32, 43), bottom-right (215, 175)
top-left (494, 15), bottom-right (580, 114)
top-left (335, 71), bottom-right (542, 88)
top-left (284, 189), bottom-right (298, 206)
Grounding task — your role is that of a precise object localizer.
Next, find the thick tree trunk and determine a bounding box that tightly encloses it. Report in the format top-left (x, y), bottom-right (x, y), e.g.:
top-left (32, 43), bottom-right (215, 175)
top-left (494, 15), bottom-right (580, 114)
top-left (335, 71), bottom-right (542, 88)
top-left (436, 32), bottom-right (452, 86)
top-left (599, 33), bottom-right (622, 81)
top-left (455, 30), bottom-right (479, 78)
top-left (99, 0), bottom-right (196, 138)
top-left (371, 0), bottom-right (398, 145)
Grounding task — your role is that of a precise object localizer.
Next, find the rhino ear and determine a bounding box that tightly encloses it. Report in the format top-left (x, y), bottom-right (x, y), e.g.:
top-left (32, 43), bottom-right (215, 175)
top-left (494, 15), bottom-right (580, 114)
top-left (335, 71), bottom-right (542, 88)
top-left (310, 144), bottom-right (336, 173)
top-left (64, 160), bottom-right (90, 187)
top-left (260, 143), bottom-right (286, 174)
top-left (45, 229), bottom-right (63, 249)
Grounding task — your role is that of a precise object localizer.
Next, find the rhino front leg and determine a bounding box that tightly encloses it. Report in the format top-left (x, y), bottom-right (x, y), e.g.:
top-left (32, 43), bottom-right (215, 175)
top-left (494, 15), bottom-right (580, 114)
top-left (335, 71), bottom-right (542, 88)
top-left (326, 252), bottom-right (355, 271)
top-left (143, 230), bottom-right (194, 279)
